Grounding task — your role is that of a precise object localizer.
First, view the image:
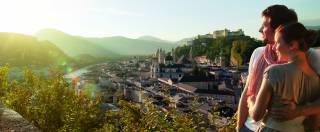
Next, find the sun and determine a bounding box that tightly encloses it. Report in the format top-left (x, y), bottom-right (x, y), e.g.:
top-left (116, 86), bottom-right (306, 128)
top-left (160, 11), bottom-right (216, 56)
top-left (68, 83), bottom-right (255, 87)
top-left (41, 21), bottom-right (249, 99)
top-left (0, 0), bottom-right (54, 34)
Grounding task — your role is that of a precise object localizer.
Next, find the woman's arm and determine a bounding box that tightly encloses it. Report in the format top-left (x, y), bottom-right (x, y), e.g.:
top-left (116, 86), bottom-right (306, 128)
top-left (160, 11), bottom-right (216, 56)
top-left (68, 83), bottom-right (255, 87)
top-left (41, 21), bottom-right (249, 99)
top-left (248, 78), bottom-right (273, 121)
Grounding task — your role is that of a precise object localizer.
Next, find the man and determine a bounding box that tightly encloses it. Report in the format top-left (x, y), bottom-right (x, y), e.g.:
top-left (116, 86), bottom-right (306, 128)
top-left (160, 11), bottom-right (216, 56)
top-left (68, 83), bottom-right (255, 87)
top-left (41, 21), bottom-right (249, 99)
top-left (237, 5), bottom-right (320, 132)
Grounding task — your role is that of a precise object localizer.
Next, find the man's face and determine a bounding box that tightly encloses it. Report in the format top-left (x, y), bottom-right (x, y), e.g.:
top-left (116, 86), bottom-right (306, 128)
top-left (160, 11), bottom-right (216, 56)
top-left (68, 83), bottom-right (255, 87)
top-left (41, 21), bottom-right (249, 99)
top-left (259, 16), bottom-right (275, 44)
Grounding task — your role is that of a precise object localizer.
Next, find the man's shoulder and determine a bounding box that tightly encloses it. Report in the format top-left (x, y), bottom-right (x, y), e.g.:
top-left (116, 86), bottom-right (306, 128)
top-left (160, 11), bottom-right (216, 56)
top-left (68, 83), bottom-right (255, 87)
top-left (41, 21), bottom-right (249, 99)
top-left (307, 48), bottom-right (320, 57)
top-left (307, 47), bottom-right (320, 75)
top-left (253, 46), bottom-right (265, 53)
top-left (250, 46), bottom-right (265, 60)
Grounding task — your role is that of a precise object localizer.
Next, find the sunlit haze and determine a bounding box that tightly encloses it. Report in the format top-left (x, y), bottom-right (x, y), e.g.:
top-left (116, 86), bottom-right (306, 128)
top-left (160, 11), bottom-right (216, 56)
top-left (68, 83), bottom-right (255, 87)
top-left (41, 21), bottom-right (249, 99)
top-left (0, 0), bottom-right (319, 41)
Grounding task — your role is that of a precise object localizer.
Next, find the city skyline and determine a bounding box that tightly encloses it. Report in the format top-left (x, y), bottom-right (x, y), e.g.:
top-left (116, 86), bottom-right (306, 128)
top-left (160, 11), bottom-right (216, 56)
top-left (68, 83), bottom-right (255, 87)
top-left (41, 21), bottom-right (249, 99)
top-left (0, 0), bottom-right (319, 41)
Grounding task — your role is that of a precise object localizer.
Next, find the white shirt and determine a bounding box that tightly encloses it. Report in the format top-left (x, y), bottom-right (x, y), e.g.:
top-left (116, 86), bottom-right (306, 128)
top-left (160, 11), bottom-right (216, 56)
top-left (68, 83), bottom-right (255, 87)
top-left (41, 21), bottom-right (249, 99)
top-left (244, 46), bottom-right (264, 131)
top-left (307, 48), bottom-right (320, 75)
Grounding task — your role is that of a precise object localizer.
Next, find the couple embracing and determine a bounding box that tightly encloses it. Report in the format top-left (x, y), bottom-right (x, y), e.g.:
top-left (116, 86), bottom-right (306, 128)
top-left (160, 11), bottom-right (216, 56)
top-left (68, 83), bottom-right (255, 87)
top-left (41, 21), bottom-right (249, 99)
top-left (237, 5), bottom-right (320, 132)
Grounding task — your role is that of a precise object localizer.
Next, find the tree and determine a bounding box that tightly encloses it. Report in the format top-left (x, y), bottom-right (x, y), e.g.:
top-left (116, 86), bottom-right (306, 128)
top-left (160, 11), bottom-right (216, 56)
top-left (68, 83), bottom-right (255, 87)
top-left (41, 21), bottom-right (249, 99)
top-left (231, 39), bottom-right (263, 66)
top-left (0, 65), bottom-right (239, 131)
top-left (0, 65), bottom-right (104, 131)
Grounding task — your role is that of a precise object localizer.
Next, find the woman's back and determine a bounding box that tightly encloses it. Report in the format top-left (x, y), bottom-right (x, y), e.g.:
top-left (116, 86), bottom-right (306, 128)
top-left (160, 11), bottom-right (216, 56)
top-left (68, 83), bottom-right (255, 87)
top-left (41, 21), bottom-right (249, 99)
top-left (262, 62), bottom-right (320, 132)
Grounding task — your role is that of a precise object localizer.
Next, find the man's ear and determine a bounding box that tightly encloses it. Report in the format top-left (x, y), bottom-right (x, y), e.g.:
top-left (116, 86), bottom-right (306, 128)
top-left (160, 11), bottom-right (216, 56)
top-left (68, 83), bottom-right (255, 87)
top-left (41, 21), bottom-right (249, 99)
top-left (289, 40), bottom-right (299, 51)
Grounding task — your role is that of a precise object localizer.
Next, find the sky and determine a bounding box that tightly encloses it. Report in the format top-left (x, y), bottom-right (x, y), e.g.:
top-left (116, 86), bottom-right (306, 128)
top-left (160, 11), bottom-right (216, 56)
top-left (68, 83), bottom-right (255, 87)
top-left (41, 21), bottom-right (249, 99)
top-left (0, 0), bottom-right (319, 41)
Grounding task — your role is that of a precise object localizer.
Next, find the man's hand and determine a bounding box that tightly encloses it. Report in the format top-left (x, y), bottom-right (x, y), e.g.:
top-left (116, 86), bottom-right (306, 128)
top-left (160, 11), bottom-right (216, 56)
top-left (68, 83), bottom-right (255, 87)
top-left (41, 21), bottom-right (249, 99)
top-left (269, 99), bottom-right (300, 121)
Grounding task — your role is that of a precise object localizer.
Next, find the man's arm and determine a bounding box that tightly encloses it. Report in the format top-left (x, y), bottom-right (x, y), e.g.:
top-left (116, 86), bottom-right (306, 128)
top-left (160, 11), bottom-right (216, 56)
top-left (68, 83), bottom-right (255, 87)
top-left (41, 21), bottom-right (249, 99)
top-left (270, 98), bottom-right (320, 121)
top-left (237, 84), bottom-right (249, 128)
top-left (300, 99), bottom-right (320, 116)
top-left (236, 48), bottom-right (260, 130)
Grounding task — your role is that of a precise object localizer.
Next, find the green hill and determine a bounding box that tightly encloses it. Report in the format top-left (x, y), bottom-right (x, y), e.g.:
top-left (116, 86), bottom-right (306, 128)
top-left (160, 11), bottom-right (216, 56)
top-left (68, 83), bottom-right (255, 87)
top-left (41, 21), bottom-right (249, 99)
top-left (85, 36), bottom-right (177, 55)
top-left (0, 32), bottom-right (71, 67)
top-left (34, 29), bottom-right (118, 57)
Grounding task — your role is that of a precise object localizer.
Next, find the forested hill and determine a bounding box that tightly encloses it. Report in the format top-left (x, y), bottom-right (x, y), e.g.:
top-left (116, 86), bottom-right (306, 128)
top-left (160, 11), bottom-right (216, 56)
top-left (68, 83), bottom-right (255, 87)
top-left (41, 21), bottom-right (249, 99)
top-left (0, 32), bottom-right (71, 67)
top-left (174, 35), bottom-right (263, 66)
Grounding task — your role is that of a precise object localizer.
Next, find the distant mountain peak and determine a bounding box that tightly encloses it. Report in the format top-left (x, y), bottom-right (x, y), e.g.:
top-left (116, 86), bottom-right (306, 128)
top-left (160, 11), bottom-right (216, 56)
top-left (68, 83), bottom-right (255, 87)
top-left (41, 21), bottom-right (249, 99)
top-left (35, 28), bottom-right (69, 36)
top-left (138, 35), bottom-right (160, 40)
top-left (137, 35), bottom-right (173, 43)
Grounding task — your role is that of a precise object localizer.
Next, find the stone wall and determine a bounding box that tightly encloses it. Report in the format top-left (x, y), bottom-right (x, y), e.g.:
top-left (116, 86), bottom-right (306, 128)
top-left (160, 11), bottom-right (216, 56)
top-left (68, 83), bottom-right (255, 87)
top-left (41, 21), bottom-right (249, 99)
top-left (0, 104), bottom-right (39, 132)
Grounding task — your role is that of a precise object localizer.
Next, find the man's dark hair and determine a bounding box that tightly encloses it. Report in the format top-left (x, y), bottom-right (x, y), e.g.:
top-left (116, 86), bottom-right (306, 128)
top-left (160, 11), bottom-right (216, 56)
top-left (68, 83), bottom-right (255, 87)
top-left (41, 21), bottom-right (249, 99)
top-left (262, 5), bottom-right (298, 30)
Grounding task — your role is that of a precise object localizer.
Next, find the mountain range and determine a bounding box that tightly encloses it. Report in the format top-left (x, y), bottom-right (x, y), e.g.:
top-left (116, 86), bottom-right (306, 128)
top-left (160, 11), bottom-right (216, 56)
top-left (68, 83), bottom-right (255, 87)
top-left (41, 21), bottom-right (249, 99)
top-left (85, 36), bottom-right (176, 55)
top-left (0, 29), bottom-right (188, 67)
top-left (35, 29), bottom-right (178, 56)
top-left (34, 29), bottom-right (118, 57)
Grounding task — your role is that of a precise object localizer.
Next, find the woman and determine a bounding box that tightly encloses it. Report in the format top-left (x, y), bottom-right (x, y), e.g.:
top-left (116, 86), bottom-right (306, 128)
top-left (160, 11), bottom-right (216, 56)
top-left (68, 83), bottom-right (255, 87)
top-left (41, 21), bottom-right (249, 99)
top-left (247, 22), bottom-right (320, 131)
